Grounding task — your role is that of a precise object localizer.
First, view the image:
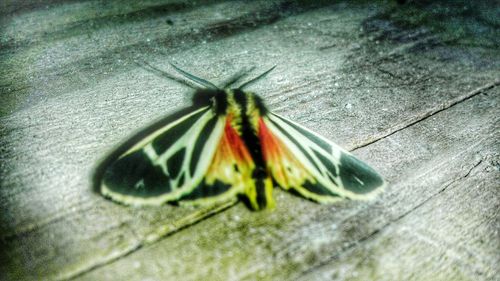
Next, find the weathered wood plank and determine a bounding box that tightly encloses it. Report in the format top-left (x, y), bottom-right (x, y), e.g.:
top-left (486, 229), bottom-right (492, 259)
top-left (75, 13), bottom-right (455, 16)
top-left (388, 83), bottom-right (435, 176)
top-left (1, 1), bottom-right (498, 280)
top-left (298, 158), bottom-right (499, 281)
top-left (73, 84), bottom-right (499, 281)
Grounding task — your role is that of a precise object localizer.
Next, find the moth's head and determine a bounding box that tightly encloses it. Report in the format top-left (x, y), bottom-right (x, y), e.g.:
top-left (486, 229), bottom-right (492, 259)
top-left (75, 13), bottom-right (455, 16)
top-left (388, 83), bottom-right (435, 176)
top-left (168, 63), bottom-right (276, 111)
top-left (230, 88), bottom-right (268, 115)
top-left (191, 88), bottom-right (224, 106)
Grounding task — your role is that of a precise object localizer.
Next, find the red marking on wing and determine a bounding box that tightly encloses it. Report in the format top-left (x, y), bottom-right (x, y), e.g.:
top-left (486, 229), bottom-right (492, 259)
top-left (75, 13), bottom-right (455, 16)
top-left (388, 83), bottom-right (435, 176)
top-left (206, 116), bottom-right (254, 184)
top-left (258, 118), bottom-right (311, 189)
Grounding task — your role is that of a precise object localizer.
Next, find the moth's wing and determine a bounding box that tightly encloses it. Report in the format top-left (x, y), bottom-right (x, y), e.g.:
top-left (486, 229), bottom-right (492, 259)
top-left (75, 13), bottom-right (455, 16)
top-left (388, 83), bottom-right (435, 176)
top-left (179, 116), bottom-right (275, 210)
top-left (259, 113), bottom-right (386, 203)
top-left (101, 106), bottom-right (226, 206)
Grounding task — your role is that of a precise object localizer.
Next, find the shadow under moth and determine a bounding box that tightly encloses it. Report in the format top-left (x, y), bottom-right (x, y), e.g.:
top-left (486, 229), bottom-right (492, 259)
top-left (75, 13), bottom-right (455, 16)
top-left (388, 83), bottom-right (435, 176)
top-left (99, 64), bottom-right (385, 210)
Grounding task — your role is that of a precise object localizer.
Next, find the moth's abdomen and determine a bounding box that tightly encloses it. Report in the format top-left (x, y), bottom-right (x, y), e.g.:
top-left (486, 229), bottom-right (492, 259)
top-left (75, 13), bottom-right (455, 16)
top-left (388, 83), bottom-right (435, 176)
top-left (180, 114), bottom-right (275, 210)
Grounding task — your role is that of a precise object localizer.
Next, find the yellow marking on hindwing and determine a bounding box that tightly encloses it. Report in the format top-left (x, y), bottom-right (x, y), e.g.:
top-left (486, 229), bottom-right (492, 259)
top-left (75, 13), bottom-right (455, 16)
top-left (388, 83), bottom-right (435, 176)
top-left (225, 90), bottom-right (243, 135)
top-left (245, 92), bottom-right (262, 132)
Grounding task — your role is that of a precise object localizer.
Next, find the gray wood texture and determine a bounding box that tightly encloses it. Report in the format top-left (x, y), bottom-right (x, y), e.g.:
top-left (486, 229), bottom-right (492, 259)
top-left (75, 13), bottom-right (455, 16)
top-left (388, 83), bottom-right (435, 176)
top-left (1, 1), bottom-right (499, 280)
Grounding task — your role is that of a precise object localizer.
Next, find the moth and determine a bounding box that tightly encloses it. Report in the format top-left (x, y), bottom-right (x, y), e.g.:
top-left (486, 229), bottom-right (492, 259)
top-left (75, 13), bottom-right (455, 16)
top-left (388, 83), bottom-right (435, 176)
top-left (100, 64), bottom-right (385, 210)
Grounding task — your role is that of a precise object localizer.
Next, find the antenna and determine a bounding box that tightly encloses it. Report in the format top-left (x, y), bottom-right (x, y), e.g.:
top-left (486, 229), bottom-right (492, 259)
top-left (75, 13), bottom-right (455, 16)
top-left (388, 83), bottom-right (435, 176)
top-left (238, 65), bottom-right (276, 90)
top-left (221, 66), bottom-right (256, 89)
top-left (169, 63), bottom-right (219, 90)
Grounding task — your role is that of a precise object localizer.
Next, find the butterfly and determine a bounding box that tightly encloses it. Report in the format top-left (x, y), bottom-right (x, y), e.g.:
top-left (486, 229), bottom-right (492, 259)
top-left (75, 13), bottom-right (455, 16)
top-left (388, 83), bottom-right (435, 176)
top-left (99, 63), bottom-right (385, 210)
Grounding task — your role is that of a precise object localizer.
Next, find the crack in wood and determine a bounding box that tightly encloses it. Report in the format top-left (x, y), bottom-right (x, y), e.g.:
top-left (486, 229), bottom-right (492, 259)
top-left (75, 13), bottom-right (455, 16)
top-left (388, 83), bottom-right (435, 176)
top-left (46, 80), bottom-right (498, 280)
top-left (71, 135), bottom-right (489, 281)
top-left (350, 80), bottom-right (500, 151)
top-left (1, 202), bottom-right (94, 241)
top-left (61, 199), bottom-right (237, 281)
top-left (295, 156), bottom-right (487, 279)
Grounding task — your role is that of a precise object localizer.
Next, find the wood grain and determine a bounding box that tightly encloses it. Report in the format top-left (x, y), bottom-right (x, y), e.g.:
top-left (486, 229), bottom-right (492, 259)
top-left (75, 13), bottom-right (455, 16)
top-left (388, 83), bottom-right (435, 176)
top-left (1, 1), bottom-right (498, 280)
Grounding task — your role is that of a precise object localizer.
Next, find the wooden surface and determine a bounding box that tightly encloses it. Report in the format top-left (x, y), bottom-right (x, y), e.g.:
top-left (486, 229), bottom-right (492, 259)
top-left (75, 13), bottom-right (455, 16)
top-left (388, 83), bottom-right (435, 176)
top-left (1, 1), bottom-right (499, 280)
